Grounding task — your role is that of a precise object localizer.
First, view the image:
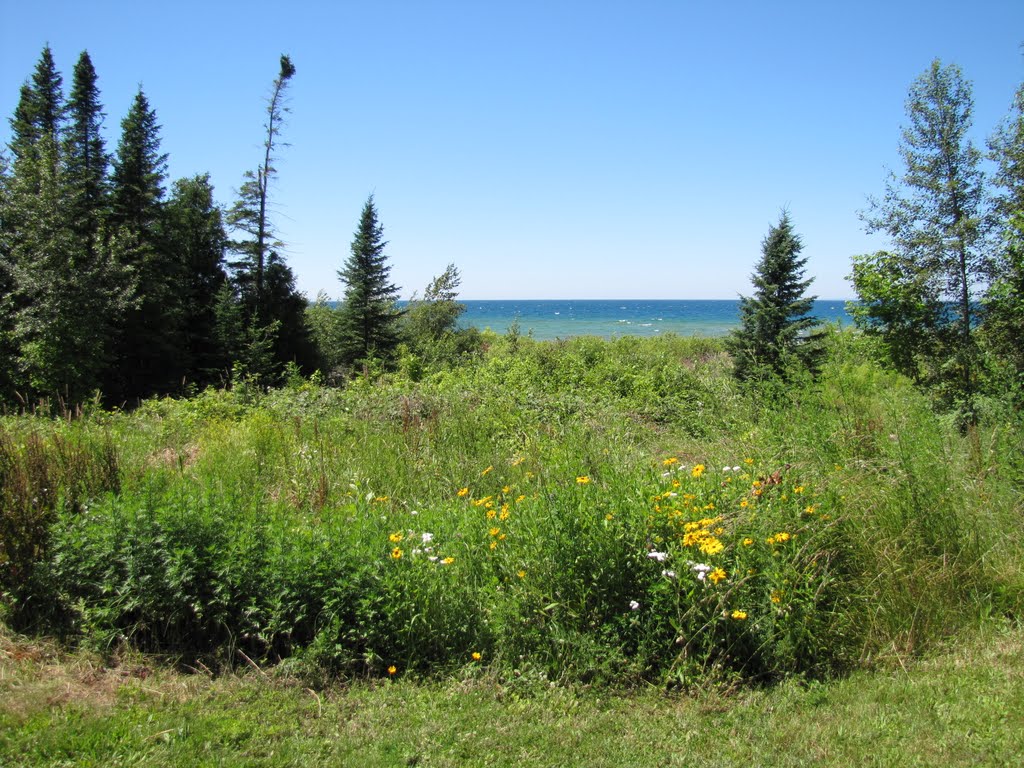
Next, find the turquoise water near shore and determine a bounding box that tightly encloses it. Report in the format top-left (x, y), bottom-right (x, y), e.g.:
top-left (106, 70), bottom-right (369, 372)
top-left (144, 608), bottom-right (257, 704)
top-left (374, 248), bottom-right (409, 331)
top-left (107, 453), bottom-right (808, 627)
top-left (455, 299), bottom-right (854, 341)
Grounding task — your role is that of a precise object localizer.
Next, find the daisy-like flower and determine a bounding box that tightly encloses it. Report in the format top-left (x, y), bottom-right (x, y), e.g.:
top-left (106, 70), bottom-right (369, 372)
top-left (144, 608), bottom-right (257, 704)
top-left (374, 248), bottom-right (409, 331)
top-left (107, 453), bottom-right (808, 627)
top-left (391, 547), bottom-right (403, 560)
top-left (471, 651), bottom-right (482, 661)
top-left (708, 567), bottom-right (727, 585)
top-left (576, 475), bottom-right (591, 484)
top-left (629, 599), bottom-right (641, 611)
top-left (647, 551), bottom-right (669, 562)
top-left (457, 487), bottom-right (470, 497)
top-left (421, 532), bottom-right (434, 544)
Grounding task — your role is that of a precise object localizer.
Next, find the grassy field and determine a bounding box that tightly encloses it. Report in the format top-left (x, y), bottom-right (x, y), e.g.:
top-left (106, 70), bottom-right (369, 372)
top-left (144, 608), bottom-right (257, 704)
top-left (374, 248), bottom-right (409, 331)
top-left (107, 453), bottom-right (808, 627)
top-left (2, 330), bottom-right (1023, 764)
top-left (2, 622), bottom-right (1022, 766)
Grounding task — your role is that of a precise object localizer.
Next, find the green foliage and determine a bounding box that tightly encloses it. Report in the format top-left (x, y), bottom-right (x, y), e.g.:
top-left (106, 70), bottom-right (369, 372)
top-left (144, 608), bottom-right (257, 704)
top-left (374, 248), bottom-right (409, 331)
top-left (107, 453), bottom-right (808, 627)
top-left (336, 196), bottom-right (403, 370)
top-left (726, 211), bottom-right (822, 382)
top-left (858, 60), bottom-right (990, 418)
top-left (3, 332), bottom-right (1019, 689)
top-left (401, 263), bottom-right (481, 376)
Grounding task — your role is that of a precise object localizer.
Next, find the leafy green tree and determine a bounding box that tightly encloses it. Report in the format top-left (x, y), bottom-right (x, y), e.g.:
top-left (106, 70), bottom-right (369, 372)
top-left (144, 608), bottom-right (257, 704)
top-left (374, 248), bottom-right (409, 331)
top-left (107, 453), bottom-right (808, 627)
top-left (726, 211), bottom-right (821, 381)
top-left (983, 77), bottom-right (1024, 390)
top-left (856, 60), bottom-right (989, 416)
top-left (337, 195), bottom-right (403, 369)
top-left (401, 263), bottom-right (479, 373)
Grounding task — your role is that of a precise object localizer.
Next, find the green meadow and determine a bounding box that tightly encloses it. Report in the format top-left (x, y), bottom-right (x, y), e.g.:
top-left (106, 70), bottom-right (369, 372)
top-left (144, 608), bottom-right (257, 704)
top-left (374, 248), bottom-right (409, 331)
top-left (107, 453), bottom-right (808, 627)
top-left (2, 330), bottom-right (1023, 765)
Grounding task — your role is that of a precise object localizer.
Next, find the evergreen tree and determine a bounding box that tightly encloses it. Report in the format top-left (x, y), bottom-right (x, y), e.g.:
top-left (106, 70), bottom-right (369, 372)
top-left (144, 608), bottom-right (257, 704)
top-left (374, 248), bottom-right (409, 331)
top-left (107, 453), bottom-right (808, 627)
top-left (337, 195), bottom-right (403, 368)
top-left (8, 137), bottom-right (128, 402)
top-left (164, 174), bottom-right (230, 385)
top-left (225, 55), bottom-right (311, 379)
top-left (108, 87), bottom-right (178, 400)
top-left (855, 60), bottom-right (989, 417)
top-left (726, 211), bottom-right (821, 381)
top-left (227, 54), bottom-right (296, 317)
top-left (63, 51), bottom-right (108, 263)
top-left (8, 46), bottom-right (64, 169)
top-left (0, 153), bottom-right (16, 401)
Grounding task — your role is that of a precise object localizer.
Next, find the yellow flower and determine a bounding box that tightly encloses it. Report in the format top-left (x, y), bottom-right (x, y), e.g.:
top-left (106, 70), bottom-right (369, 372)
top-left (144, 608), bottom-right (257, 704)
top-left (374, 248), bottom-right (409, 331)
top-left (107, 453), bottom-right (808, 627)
top-left (730, 610), bottom-right (748, 621)
top-left (391, 547), bottom-right (403, 559)
top-left (471, 652), bottom-right (482, 661)
top-left (502, 486), bottom-right (511, 494)
top-left (708, 567), bottom-right (727, 585)
top-left (442, 556), bottom-right (455, 565)
top-left (793, 485), bottom-right (804, 494)
top-left (770, 590), bottom-right (783, 604)
top-left (744, 458), bottom-right (754, 465)
top-left (387, 665), bottom-right (397, 675)
top-left (489, 527), bottom-right (501, 537)
top-left (511, 456), bottom-right (525, 467)
top-left (489, 541), bottom-right (497, 550)
top-left (691, 464), bottom-right (706, 478)
top-left (486, 509), bottom-right (497, 519)
top-left (739, 498), bottom-right (749, 508)
top-left (517, 570), bottom-right (526, 579)
top-left (576, 476), bottom-right (591, 484)
top-left (663, 457), bottom-right (679, 466)
top-left (457, 487), bottom-right (469, 497)
top-left (389, 531), bottom-right (403, 543)
top-left (499, 507), bottom-right (510, 521)
top-left (515, 495), bottom-right (526, 503)
top-left (774, 531), bottom-right (791, 543)
top-left (699, 537), bottom-right (724, 556)
top-left (605, 513), bottom-right (614, 521)
top-left (742, 537), bottom-right (754, 546)
top-left (481, 465), bottom-right (493, 476)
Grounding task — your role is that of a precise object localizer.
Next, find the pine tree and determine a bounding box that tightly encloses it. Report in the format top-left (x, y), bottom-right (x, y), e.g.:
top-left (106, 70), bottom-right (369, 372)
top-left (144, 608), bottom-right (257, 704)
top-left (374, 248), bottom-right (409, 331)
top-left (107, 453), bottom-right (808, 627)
top-left (227, 54), bottom-right (296, 318)
top-left (108, 87), bottom-right (178, 400)
top-left (726, 211), bottom-right (821, 381)
top-left (63, 51), bottom-right (108, 263)
top-left (337, 195), bottom-right (402, 368)
top-left (164, 174), bottom-right (230, 385)
top-left (225, 55), bottom-right (311, 379)
top-left (855, 60), bottom-right (989, 417)
top-left (8, 46), bottom-right (64, 169)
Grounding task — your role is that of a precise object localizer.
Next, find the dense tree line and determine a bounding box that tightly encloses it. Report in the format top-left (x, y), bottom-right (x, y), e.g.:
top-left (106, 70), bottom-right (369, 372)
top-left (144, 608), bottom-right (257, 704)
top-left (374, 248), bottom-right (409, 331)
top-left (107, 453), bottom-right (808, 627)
top-left (0, 47), bottom-right (473, 407)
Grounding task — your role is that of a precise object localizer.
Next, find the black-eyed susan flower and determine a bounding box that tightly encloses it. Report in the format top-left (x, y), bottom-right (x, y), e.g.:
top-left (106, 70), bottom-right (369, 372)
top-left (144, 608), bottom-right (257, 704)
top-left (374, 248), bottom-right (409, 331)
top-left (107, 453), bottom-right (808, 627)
top-left (391, 547), bottom-right (403, 559)
top-left (708, 567), bottom-right (727, 585)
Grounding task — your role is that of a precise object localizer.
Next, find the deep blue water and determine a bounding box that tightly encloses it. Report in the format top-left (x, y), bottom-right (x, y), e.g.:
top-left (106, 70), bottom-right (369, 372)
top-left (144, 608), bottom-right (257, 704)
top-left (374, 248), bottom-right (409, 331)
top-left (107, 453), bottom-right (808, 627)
top-left (454, 299), bottom-right (855, 341)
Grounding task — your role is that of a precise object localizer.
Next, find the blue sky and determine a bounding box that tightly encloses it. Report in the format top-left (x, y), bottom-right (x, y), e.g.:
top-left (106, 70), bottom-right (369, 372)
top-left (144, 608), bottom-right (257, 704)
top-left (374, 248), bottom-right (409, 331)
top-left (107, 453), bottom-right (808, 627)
top-left (2, 1), bottom-right (1023, 300)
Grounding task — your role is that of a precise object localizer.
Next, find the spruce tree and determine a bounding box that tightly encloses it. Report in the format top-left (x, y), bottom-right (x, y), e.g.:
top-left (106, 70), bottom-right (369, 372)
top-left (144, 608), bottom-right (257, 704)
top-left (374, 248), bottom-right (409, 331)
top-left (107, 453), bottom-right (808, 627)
top-left (109, 88), bottom-right (178, 400)
top-left (337, 195), bottom-right (402, 368)
top-left (63, 51), bottom-right (108, 263)
top-left (225, 55), bottom-right (311, 378)
top-left (727, 211), bottom-right (821, 381)
top-left (164, 174), bottom-right (230, 385)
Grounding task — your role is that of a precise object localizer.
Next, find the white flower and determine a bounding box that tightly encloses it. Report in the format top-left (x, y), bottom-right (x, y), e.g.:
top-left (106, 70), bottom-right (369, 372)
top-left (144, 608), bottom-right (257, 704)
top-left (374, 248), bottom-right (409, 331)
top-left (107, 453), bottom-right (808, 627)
top-left (421, 532), bottom-right (434, 544)
top-left (647, 551), bottom-right (669, 562)
top-left (722, 466), bottom-right (732, 472)
top-left (732, 466), bottom-right (741, 472)
top-left (629, 600), bottom-right (641, 611)
top-left (689, 562), bottom-right (711, 581)
top-left (662, 569), bottom-right (677, 579)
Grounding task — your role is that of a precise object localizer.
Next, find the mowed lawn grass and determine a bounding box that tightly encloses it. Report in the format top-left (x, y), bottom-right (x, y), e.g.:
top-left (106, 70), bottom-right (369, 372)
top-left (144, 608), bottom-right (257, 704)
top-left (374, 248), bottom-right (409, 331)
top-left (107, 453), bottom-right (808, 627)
top-left (2, 623), bottom-right (1021, 767)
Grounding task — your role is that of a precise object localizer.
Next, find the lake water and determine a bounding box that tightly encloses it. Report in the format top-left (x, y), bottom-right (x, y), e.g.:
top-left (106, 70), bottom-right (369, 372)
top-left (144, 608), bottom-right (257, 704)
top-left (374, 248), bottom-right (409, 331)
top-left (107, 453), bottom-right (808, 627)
top-left (455, 299), bottom-right (855, 341)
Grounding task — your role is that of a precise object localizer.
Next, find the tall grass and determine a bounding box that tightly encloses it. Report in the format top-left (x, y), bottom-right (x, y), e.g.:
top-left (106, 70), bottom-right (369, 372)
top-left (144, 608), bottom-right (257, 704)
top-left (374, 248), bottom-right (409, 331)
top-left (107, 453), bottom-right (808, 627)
top-left (1, 332), bottom-right (1020, 686)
